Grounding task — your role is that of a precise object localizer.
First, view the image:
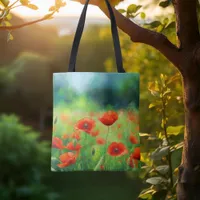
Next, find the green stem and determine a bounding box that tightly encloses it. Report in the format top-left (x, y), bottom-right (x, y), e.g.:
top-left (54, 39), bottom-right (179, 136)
top-left (161, 85), bottom-right (174, 189)
top-left (84, 133), bottom-right (88, 169)
top-left (104, 126), bottom-right (110, 169)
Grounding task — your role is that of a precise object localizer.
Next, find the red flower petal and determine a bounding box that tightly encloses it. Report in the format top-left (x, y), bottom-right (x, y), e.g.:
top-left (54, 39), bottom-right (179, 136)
top-left (96, 137), bottom-right (106, 145)
top-left (107, 142), bottom-right (128, 157)
top-left (65, 142), bottom-right (82, 151)
top-left (129, 135), bottom-right (138, 144)
top-left (57, 152), bottom-right (77, 168)
top-left (131, 147), bottom-right (140, 160)
top-left (52, 137), bottom-right (64, 149)
top-left (99, 111), bottom-right (118, 126)
top-left (75, 118), bottom-right (96, 133)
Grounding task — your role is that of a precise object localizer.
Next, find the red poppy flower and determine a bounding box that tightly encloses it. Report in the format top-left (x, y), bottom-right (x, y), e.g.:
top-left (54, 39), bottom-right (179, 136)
top-left (117, 133), bottom-right (122, 139)
top-left (107, 142), bottom-right (128, 157)
top-left (52, 137), bottom-right (64, 149)
top-left (117, 124), bottom-right (122, 129)
top-left (65, 142), bottom-right (82, 151)
top-left (57, 152), bottom-right (77, 168)
top-left (100, 165), bottom-right (104, 170)
top-left (90, 130), bottom-right (100, 137)
top-left (129, 135), bottom-right (138, 144)
top-left (71, 131), bottom-right (81, 140)
top-left (96, 137), bottom-right (106, 145)
top-left (127, 111), bottom-right (137, 122)
top-left (75, 118), bottom-right (95, 133)
top-left (128, 158), bottom-right (135, 168)
top-left (99, 111), bottom-right (118, 126)
top-left (62, 134), bottom-right (69, 139)
top-left (130, 147), bottom-right (140, 160)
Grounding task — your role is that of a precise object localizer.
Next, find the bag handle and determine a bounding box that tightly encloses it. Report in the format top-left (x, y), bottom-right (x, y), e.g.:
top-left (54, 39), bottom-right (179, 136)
top-left (68, 0), bottom-right (125, 73)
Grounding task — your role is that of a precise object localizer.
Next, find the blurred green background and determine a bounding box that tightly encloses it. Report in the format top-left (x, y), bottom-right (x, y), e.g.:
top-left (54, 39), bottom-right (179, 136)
top-left (0, 9), bottom-right (184, 200)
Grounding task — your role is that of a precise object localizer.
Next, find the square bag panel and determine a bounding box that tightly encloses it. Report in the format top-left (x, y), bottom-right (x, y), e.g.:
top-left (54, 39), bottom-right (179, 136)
top-left (51, 0), bottom-right (141, 172)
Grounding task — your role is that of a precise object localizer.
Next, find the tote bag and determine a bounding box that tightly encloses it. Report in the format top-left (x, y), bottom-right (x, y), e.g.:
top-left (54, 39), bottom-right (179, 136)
top-left (51, 0), bottom-right (140, 172)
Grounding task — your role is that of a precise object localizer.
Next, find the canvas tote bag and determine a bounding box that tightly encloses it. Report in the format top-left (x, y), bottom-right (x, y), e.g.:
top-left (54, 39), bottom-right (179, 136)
top-left (51, 0), bottom-right (140, 172)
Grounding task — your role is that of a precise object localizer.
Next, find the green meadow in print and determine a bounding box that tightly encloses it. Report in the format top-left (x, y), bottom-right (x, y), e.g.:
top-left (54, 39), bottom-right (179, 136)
top-left (51, 72), bottom-right (140, 171)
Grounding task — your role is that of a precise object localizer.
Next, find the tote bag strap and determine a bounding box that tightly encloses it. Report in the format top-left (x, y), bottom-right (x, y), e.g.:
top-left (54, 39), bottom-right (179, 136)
top-left (68, 0), bottom-right (125, 73)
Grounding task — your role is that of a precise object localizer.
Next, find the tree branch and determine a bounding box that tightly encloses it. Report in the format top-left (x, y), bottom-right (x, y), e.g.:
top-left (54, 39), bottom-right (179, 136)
top-left (0, 13), bottom-right (55, 31)
top-left (172, 0), bottom-right (200, 49)
top-left (99, 4), bottom-right (183, 70)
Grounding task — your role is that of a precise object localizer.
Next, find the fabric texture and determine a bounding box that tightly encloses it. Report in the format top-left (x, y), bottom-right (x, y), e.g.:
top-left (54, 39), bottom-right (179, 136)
top-left (51, 0), bottom-right (140, 172)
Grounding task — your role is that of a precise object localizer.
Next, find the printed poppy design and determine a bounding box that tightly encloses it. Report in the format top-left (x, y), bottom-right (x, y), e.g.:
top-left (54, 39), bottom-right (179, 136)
top-left (62, 134), bottom-right (69, 139)
top-left (117, 124), bottom-right (122, 129)
top-left (65, 141), bottom-right (82, 151)
top-left (117, 133), bottom-right (122, 139)
top-left (128, 148), bottom-right (140, 168)
top-left (52, 137), bottom-right (64, 149)
top-left (128, 157), bottom-right (136, 168)
top-left (100, 165), bottom-right (104, 170)
top-left (107, 142), bottom-right (128, 157)
top-left (130, 147), bottom-right (140, 160)
top-left (90, 130), bottom-right (100, 137)
top-left (129, 135), bottom-right (138, 144)
top-left (75, 118), bottom-right (95, 133)
top-left (99, 111), bottom-right (118, 126)
top-left (71, 131), bottom-right (81, 140)
top-left (57, 152), bottom-right (77, 168)
top-left (127, 111), bottom-right (137, 122)
top-left (60, 114), bottom-right (68, 122)
top-left (96, 137), bottom-right (106, 145)
top-left (52, 73), bottom-right (140, 171)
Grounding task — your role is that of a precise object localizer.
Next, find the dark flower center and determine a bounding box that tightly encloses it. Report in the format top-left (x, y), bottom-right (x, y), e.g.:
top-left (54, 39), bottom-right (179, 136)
top-left (113, 148), bottom-right (119, 153)
top-left (83, 123), bottom-right (89, 129)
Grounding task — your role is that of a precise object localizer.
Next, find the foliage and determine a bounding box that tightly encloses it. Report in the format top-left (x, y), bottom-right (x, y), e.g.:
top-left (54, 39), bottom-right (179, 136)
top-left (0, 114), bottom-right (59, 200)
top-left (138, 74), bottom-right (184, 200)
top-left (0, 0), bottom-right (66, 39)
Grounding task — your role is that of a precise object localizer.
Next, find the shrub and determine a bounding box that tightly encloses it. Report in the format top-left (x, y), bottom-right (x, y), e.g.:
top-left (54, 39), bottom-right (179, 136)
top-left (0, 114), bottom-right (59, 200)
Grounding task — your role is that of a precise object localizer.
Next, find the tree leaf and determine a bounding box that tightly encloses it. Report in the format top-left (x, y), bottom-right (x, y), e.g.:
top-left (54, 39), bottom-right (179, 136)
top-left (49, 6), bottom-right (56, 11)
top-left (165, 21), bottom-right (176, 30)
top-left (6, 13), bottom-right (12, 20)
top-left (44, 13), bottom-right (54, 20)
top-left (20, 0), bottom-right (29, 5)
top-left (140, 12), bottom-right (146, 19)
top-left (156, 165), bottom-right (169, 175)
top-left (139, 188), bottom-right (155, 199)
top-left (163, 18), bottom-right (169, 25)
top-left (149, 103), bottom-right (156, 108)
top-left (159, 0), bottom-right (170, 8)
top-left (27, 4), bottom-right (38, 10)
top-left (1, 0), bottom-right (9, 7)
top-left (167, 125), bottom-right (184, 136)
top-left (139, 133), bottom-right (151, 137)
top-left (118, 9), bottom-right (126, 14)
top-left (127, 4), bottom-right (142, 14)
top-left (170, 142), bottom-right (183, 152)
top-left (157, 24), bottom-right (164, 32)
top-left (146, 177), bottom-right (163, 185)
top-left (147, 21), bottom-right (162, 28)
top-left (151, 146), bottom-right (170, 160)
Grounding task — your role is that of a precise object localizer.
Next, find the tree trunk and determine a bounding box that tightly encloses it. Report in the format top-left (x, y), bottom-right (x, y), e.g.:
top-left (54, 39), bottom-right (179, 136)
top-left (176, 55), bottom-right (200, 199)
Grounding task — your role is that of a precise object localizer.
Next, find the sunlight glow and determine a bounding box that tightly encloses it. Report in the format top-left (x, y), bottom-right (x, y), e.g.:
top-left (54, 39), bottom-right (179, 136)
top-left (11, 0), bottom-right (171, 19)
top-left (12, 0), bottom-right (138, 18)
